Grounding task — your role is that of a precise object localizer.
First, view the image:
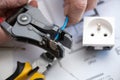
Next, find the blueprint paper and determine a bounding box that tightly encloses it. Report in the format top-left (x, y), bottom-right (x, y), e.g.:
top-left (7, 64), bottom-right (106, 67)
top-left (0, 49), bottom-right (14, 80)
top-left (0, 0), bottom-right (120, 80)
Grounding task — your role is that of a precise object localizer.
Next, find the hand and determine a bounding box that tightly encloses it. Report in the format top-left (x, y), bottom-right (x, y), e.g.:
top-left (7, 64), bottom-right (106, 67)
top-left (0, 0), bottom-right (38, 44)
top-left (64, 0), bottom-right (98, 25)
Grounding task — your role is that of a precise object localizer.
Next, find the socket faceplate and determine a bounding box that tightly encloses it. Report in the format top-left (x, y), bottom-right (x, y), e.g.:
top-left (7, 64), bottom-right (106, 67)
top-left (83, 17), bottom-right (115, 50)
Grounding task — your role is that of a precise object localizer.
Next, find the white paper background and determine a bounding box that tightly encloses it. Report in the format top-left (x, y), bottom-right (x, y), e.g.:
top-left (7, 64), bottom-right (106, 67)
top-left (0, 0), bottom-right (120, 80)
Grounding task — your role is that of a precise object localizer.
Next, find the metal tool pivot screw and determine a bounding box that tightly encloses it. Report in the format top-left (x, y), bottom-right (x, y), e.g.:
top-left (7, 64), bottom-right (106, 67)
top-left (17, 13), bottom-right (31, 25)
top-left (21, 15), bottom-right (28, 22)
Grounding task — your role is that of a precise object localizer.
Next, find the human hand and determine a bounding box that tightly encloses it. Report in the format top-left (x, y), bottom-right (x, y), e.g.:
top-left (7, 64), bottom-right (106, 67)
top-left (0, 0), bottom-right (38, 44)
top-left (64, 0), bottom-right (98, 25)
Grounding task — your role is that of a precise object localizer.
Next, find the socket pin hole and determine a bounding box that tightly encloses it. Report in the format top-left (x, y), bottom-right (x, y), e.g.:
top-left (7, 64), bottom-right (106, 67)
top-left (104, 34), bottom-right (108, 37)
top-left (91, 33), bottom-right (94, 37)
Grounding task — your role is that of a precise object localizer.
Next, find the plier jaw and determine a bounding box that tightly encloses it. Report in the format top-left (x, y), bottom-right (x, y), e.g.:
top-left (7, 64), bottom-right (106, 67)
top-left (0, 5), bottom-right (72, 59)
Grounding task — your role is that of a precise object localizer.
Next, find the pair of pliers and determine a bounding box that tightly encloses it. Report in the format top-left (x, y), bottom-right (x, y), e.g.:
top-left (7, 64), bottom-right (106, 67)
top-left (0, 4), bottom-right (72, 60)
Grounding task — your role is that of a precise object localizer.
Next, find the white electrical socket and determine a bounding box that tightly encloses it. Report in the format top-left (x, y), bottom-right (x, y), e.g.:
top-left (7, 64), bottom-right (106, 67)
top-left (83, 17), bottom-right (115, 50)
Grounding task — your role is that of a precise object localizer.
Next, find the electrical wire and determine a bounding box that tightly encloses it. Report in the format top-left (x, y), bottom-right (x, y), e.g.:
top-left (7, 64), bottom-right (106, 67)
top-left (54, 16), bottom-right (69, 40)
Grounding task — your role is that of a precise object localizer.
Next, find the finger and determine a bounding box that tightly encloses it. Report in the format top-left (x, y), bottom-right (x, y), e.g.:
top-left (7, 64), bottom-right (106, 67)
top-left (29, 0), bottom-right (38, 8)
top-left (64, 4), bottom-right (69, 16)
top-left (0, 9), bottom-right (7, 17)
top-left (15, 0), bottom-right (28, 8)
top-left (4, 9), bottom-right (19, 18)
top-left (64, 0), bottom-right (69, 4)
top-left (64, 0), bottom-right (69, 15)
top-left (64, 0), bottom-right (87, 25)
top-left (0, 27), bottom-right (11, 44)
top-left (0, 0), bottom-right (38, 18)
top-left (0, 0), bottom-right (28, 10)
top-left (86, 0), bottom-right (98, 11)
top-left (0, 18), bottom-right (10, 43)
